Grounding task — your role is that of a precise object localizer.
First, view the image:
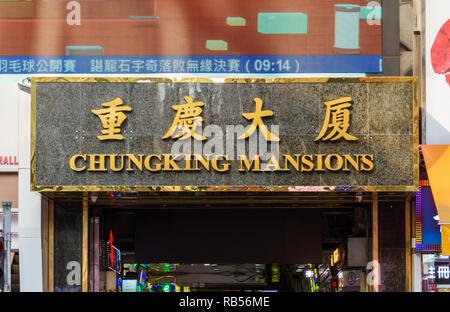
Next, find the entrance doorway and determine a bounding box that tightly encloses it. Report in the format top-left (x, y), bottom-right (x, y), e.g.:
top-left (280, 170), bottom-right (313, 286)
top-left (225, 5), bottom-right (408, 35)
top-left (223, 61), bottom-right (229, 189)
top-left (89, 191), bottom-right (374, 292)
top-left (46, 191), bottom-right (408, 292)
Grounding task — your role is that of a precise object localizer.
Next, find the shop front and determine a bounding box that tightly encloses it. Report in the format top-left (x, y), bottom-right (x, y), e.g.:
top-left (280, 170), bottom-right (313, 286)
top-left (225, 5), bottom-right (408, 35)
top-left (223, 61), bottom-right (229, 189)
top-left (416, 147), bottom-right (450, 292)
top-left (31, 77), bottom-right (418, 292)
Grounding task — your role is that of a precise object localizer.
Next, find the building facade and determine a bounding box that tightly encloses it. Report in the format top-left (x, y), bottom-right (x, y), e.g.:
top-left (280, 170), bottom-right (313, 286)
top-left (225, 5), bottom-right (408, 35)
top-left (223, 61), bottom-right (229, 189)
top-left (31, 76), bottom-right (417, 292)
top-left (2, 0), bottom-right (446, 292)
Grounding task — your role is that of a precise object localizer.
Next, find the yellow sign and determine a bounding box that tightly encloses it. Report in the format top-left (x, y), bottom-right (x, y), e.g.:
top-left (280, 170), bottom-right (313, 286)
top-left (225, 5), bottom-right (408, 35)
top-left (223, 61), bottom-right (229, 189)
top-left (163, 96), bottom-right (206, 141)
top-left (315, 97), bottom-right (357, 142)
top-left (238, 97), bottom-right (279, 141)
top-left (91, 97), bottom-right (132, 141)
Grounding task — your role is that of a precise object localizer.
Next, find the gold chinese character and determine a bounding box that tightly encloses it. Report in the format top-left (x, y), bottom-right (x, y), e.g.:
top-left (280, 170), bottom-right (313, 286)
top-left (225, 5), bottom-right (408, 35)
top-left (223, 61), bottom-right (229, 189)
top-left (238, 97), bottom-right (279, 141)
top-left (91, 97), bottom-right (132, 141)
top-left (315, 97), bottom-right (357, 142)
top-left (163, 96), bottom-right (206, 141)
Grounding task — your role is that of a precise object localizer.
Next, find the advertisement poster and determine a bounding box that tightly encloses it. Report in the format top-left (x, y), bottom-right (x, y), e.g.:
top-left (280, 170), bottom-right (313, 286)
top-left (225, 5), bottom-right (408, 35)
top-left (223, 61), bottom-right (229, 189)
top-left (426, 0), bottom-right (450, 144)
top-left (421, 186), bottom-right (442, 247)
top-left (0, 0), bottom-right (382, 74)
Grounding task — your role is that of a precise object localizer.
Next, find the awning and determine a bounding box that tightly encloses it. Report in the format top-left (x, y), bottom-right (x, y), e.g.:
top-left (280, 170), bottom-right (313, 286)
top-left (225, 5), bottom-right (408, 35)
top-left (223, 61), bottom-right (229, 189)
top-left (422, 145), bottom-right (450, 255)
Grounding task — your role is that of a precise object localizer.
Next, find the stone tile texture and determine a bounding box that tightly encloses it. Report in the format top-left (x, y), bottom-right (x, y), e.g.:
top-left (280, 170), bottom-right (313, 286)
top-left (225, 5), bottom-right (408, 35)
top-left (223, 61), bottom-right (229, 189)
top-left (34, 81), bottom-right (416, 188)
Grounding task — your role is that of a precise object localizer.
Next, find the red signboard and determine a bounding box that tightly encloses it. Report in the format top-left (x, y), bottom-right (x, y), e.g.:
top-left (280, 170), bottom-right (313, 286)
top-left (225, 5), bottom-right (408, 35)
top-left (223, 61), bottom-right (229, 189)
top-left (0, 155), bottom-right (18, 166)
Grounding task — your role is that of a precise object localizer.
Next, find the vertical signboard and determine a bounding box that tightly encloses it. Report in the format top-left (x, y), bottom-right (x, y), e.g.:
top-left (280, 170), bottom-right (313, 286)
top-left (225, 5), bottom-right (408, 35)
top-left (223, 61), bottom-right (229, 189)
top-left (435, 259), bottom-right (450, 286)
top-left (426, 0), bottom-right (450, 144)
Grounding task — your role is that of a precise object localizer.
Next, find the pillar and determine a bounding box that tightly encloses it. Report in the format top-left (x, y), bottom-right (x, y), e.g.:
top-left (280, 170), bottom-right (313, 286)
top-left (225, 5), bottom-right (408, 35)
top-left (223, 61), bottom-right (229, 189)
top-left (18, 85), bottom-right (43, 291)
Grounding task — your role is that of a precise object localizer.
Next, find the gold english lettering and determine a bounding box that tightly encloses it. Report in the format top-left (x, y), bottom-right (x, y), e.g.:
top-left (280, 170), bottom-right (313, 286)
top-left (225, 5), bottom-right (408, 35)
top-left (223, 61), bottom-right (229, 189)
top-left (109, 154), bottom-right (125, 172)
top-left (163, 154), bottom-right (182, 171)
top-left (211, 155), bottom-right (230, 172)
top-left (315, 154), bottom-right (326, 171)
top-left (239, 155), bottom-right (261, 171)
top-left (324, 154), bottom-right (344, 171)
top-left (69, 154), bottom-right (87, 172)
top-left (301, 155), bottom-right (314, 172)
top-left (88, 154), bottom-right (107, 171)
top-left (283, 154), bottom-right (300, 171)
top-left (127, 154), bottom-right (144, 171)
top-left (343, 154), bottom-right (361, 171)
top-left (264, 154), bottom-right (282, 171)
top-left (194, 154), bottom-right (211, 171)
top-left (360, 154), bottom-right (374, 171)
top-left (144, 154), bottom-right (162, 172)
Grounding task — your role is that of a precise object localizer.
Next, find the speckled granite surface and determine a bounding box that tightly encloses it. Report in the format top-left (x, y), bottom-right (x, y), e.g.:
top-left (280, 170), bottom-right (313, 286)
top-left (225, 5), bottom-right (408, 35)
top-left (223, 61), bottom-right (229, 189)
top-left (34, 80), bottom-right (416, 188)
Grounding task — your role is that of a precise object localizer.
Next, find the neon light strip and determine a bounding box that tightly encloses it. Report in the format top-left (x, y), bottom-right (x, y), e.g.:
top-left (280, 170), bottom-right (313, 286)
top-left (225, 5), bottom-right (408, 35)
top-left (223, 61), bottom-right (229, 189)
top-left (416, 180), bottom-right (441, 250)
top-left (416, 185), bottom-right (422, 245)
top-left (416, 244), bottom-right (441, 250)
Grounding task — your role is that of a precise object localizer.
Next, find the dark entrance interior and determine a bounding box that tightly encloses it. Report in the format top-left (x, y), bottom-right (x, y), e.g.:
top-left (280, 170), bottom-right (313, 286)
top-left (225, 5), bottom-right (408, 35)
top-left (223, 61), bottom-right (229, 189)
top-left (95, 191), bottom-right (373, 292)
top-left (48, 191), bottom-right (407, 292)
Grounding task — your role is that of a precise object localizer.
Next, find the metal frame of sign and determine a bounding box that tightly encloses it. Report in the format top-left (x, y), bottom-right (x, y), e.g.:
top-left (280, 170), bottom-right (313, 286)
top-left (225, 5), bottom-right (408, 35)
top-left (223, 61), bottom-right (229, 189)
top-left (30, 77), bottom-right (419, 192)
